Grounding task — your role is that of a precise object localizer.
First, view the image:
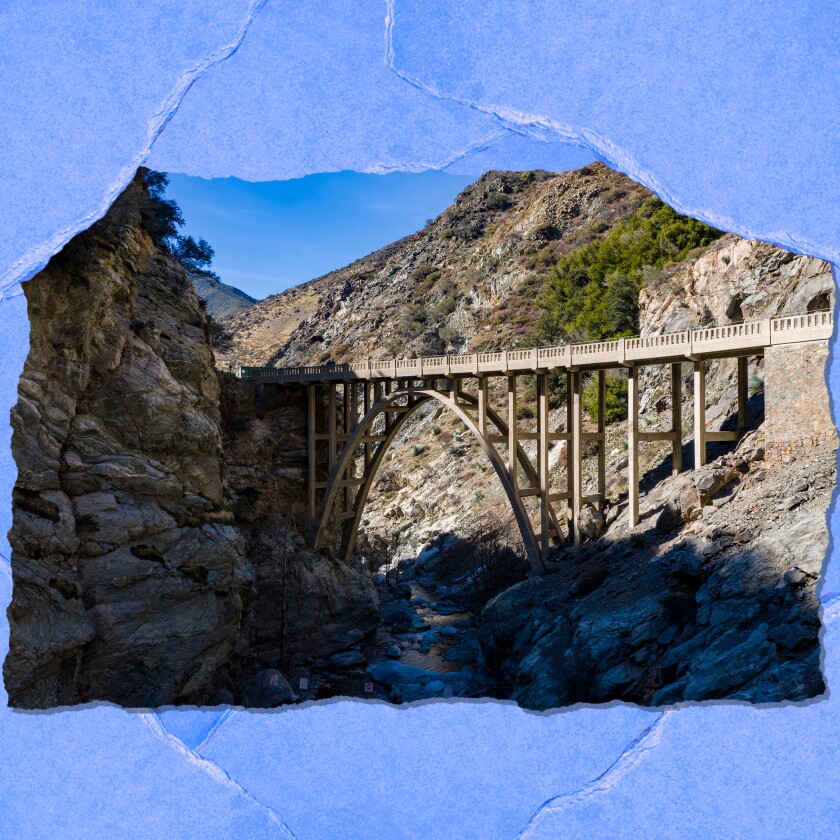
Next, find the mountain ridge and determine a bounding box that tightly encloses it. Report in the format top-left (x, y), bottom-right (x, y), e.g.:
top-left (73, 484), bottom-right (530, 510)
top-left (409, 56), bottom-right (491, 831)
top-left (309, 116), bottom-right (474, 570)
top-left (187, 266), bottom-right (258, 319)
top-left (213, 164), bottom-right (655, 370)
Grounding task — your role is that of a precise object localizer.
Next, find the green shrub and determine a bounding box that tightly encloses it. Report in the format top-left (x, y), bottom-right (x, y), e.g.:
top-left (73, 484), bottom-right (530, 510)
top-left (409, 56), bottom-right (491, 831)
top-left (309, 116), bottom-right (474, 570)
top-left (538, 197), bottom-right (722, 343)
top-left (581, 372), bottom-right (628, 423)
top-left (484, 191), bottom-right (512, 211)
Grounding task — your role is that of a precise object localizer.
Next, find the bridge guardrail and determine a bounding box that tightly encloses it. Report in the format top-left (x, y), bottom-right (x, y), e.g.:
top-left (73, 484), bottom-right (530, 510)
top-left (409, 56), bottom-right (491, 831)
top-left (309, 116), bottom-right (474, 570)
top-left (625, 330), bottom-right (690, 362)
top-left (770, 311), bottom-right (833, 344)
top-left (236, 309), bottom-right (833, 382)
top-left (570, 338), bottom-right (624, 366)
top-left (690, 319), bottom-right (768, 355)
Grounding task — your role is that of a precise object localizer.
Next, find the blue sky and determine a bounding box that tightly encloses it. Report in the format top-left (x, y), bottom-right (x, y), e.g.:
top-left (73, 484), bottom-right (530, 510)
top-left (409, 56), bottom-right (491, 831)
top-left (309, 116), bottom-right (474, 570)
top-left (165, 171), bottom-right (479, 300)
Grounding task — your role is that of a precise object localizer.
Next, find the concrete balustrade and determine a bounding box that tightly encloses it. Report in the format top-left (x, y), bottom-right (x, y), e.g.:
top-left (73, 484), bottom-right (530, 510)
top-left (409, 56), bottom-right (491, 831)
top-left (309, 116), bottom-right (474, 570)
top-left (237, 310), bottom-right (832, 383)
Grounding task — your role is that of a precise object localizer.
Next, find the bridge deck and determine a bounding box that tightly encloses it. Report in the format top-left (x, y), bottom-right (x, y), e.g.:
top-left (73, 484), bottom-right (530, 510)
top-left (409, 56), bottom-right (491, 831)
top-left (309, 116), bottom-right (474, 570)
top-left (237, 312), bottom-right (833, 384)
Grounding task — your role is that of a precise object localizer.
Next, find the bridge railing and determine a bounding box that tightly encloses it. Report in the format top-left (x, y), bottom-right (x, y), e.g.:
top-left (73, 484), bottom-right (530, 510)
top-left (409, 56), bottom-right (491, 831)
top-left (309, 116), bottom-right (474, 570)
top-left (690, 318), bottom-right (769, 354)
top-left (236, 309), bottom-right (833, 382)
top-left (770, 311), bottom-right (833, 344)
top-left (570, 338), bottom-right (624, 366)
top-left (625, 330), bottom-right (690, 362)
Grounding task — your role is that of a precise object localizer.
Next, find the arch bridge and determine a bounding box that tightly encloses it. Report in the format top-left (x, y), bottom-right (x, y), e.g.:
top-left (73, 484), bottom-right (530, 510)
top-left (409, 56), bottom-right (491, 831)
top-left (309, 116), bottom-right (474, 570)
top-left (237, 311), bottom-right (833, 574)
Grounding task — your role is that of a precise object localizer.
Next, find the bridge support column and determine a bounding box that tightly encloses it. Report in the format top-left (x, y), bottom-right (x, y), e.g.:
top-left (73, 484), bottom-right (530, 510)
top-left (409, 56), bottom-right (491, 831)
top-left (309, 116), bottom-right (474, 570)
top-left (363, 382), bottom-right (373, 468)
top-left (307, 385), bottom-right (317, 524)
top-left (383, 380), bottom-right (392, 432)
top-left (477, 375), bottom-right (488, 437)
top-left (507, 376), bottom-right (518, 491)
top-left (694, 360), bottom-right (706, 468)
top-left (537, 373), bottom-right (551, 556)
top-left (597, 370), bottom-right (606, 511)
top-left (342, 384), bottom-right (353, 512)
top-left (628, 365), bottom-right (640, 529)
top-left (671, 362), bottom-right (683, 475)
top-left (349, 382), bottom-right (359, 430)
top-left (571, 370), bottom-right (582, 545)
top-left (448, 376), bottom-right (460, 406)
top-left (737, 356), bottom-right (748, 435)
top-left (328, 383), bottom-right (337, 471)
top-left (565, 371), bottom-right (575, 542)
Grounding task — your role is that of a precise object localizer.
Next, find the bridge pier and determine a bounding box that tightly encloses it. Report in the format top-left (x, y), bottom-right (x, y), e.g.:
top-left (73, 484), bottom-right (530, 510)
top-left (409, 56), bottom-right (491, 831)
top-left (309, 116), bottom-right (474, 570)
top-left (737, 356), bottom-right (748, 435)
top-left (307, 385), bottom-right (317, 523)
top-left (694, 360), bottom-right (706, 468)
top-left (537, 373), bottom-right (551, 554)
top-left (597, 370), bottom-right (606, 511)
top-left (671, 362), bottom-right (683, 475)
top-left (569, 370), bottom-right (582, 545)
top-left (628, 365), bottom-right (640, 528)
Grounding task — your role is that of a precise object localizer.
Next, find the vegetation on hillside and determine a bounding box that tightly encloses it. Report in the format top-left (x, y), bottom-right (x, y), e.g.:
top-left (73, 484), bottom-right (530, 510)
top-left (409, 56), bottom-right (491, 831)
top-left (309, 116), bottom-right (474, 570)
top-left (581, 371), bottom-right (629, 424)
top-left (537, 196), bottom-right (722, 343)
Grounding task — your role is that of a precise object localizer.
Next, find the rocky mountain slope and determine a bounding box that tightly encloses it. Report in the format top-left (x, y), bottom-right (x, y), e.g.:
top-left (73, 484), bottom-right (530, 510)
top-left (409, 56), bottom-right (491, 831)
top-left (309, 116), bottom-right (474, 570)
top-left (480, 431), bottom-right (830, 708)
top-left (187, 267), bottom-right (257, 320)
top-left (214, 165), bottom-right (653, 369)
top-left (352, 232), bottom-right (834, 562)
top-left (337, 231), bottom-right (834, 707)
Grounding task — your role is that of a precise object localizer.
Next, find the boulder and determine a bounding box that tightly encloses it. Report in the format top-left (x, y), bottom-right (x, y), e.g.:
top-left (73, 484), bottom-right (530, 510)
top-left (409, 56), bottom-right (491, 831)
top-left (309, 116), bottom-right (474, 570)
top-left (244, 669), bottom-right (295, 708)
top-left (654, 503), bottom-right (682, 534)
top-left (783, 568), bottom-right (807, 586)
top-left (328, 650), bottom-right (367, 670)
top-left (577, 504), bottom-right (605, 541)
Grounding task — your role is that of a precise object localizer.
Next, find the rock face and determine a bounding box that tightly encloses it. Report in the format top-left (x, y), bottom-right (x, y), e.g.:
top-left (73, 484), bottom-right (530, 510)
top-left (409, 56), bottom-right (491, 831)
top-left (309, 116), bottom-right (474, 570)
top-left (5, 173), bottom-right (249, 707)
top-left (218, 376), bottom-right (379, 675)
top-left (478, 434), bottom-right (831, 710)
top-left (764, 341), bottom-right (835, 463)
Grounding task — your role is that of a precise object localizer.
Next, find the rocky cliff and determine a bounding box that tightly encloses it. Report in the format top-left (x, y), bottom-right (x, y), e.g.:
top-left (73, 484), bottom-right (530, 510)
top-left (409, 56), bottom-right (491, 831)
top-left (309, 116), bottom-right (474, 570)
top-left (4, 172), bottom-right (377, 708)
top-left (5, 174), bottom-right (249, 707)
top-left (218, 376), bottom-right (378, 684)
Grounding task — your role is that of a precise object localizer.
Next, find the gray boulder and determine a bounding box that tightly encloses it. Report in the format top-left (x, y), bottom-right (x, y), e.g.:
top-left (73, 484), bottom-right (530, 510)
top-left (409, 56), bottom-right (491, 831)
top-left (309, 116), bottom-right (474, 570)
top-left (578, 504), bottom-right (605, 541)
top-left (245, 669), bottom-right (295, 708)
top-left (328, 650), bottom-right (367, 669)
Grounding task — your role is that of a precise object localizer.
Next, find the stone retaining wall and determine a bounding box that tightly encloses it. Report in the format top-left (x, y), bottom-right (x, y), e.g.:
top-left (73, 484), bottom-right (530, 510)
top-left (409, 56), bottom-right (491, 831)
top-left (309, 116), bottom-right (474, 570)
top-left (764, 340), bottom-right (836, 462)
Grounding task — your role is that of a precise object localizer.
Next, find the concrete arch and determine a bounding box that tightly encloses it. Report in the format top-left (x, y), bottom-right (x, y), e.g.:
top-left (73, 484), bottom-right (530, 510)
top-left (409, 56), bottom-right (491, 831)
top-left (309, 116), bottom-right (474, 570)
top-left (310, 387), bottom-right (544, 573)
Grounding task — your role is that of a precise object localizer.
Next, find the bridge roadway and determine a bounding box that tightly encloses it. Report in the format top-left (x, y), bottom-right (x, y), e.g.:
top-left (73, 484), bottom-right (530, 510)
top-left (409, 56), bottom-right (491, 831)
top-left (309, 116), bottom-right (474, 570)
top-left (236, 311), bottom-right (833, 573)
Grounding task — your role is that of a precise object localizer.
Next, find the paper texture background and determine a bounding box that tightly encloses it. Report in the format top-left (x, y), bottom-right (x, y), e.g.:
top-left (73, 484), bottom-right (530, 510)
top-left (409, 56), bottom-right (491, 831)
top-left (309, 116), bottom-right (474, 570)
top-left (1, 2), bottom-right (838, 836)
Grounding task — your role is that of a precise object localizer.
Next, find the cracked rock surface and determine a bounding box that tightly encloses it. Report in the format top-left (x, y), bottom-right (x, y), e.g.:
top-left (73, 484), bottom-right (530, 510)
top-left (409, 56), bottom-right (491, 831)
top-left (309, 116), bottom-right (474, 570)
top-left (479, 434), bottom-right (832, 710)
top-left (5, 173), bottom-right (249, 707)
